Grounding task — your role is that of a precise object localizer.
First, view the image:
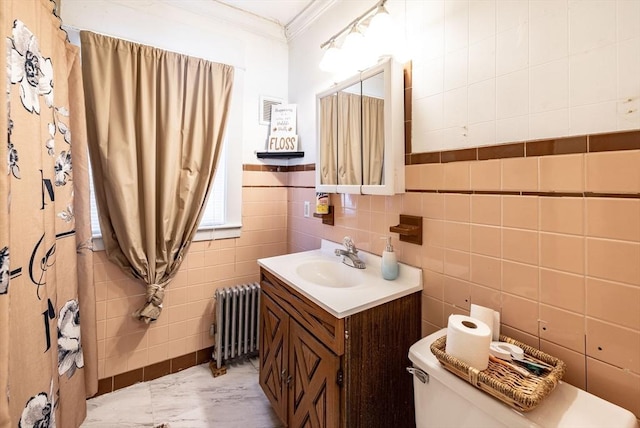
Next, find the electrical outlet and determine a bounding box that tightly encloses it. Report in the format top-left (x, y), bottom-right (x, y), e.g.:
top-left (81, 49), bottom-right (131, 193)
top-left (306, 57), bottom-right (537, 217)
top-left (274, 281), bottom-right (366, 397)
top-left (304, 201), bottom-right (310, 217)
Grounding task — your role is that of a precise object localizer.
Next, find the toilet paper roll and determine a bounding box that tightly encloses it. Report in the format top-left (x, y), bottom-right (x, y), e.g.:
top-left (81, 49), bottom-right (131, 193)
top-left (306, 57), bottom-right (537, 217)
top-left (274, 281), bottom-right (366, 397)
top-left (445, 314), bottom-right (492, 370)
top-left (470, 304), bottom-right (496, 341)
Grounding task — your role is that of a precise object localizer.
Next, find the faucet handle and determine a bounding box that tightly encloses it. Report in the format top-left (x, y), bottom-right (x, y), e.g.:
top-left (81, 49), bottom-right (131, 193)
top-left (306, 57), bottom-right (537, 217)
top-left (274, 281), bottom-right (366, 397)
top-left (343, 236), bottom-right (356, 253)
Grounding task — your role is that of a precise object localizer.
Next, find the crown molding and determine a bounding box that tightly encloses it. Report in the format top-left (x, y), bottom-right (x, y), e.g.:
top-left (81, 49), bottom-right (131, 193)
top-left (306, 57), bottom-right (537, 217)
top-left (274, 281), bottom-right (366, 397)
top-left (285, 0), bottom-right (337, 42)
top-left (163, 0), bottom-right (287, 43)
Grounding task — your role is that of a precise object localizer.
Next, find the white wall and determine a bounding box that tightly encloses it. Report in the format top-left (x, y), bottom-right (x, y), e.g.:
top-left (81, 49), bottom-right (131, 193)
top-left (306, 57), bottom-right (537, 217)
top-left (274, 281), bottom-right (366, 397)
top-left (61, 0), bottom-right (290, 165)
top-left (289, 0), bottom-right (640, 156)
top-left (62, 0), bottom-right (640, 163)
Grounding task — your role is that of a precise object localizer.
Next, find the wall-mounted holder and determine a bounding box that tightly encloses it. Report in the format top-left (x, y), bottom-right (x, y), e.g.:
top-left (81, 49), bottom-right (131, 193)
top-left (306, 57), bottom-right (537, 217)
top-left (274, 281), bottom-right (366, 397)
top-left (313, 206), bottom-right (334, 226)
top-left (390, 214), bottom-right (422, 245)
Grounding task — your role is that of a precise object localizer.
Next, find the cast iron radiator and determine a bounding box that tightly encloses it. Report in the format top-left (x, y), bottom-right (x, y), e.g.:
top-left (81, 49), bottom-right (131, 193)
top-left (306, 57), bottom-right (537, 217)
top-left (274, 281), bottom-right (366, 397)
top-left (212, 282), bottom-right (261, 369)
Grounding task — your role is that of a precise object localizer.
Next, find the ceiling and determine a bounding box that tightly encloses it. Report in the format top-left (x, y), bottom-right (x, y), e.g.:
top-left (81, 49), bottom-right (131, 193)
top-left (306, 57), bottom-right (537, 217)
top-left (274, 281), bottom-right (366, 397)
top-left (216, 0), bottom-right (317, 27)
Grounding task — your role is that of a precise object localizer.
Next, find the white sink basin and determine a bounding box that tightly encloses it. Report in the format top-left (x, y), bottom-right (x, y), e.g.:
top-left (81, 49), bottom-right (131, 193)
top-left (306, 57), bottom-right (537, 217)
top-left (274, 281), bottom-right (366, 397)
top-left (258, 239), bottom-right (423, 318)
top-left (294, 260), bottom-right (362, 288)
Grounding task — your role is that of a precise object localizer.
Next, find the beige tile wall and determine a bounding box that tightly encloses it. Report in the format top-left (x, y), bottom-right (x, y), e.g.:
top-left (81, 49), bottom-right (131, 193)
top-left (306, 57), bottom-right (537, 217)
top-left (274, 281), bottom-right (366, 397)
top-left (94, 173), bottom-right (288, 380)
top-left (288, 154), bottom-right (640, 418)
top-left (95, 154), bottom-right (640, 418)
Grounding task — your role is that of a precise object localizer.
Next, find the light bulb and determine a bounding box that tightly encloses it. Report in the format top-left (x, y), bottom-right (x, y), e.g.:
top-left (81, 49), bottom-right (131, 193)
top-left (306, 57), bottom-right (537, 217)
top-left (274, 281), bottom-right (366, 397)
top-left (342, 24), bottom-right (376, 72)
top-left (319, 40), bottom-right (342, 73)
top-left (342, 24), bottom-right (366, 55)
top-left (366, 5), bottom-right (394, 57)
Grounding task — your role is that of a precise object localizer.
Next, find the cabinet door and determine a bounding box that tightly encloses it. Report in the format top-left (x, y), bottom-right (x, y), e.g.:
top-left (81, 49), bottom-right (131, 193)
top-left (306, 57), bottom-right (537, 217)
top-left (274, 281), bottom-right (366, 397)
top-left (289, 320), bottom-right (341, 428)
top-left (259, 292), bottom-right (289, 424)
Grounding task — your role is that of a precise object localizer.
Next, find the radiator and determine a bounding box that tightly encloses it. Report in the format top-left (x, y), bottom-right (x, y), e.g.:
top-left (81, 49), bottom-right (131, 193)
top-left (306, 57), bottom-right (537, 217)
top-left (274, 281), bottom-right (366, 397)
top-left (212, 282), bottom-right (261, 369)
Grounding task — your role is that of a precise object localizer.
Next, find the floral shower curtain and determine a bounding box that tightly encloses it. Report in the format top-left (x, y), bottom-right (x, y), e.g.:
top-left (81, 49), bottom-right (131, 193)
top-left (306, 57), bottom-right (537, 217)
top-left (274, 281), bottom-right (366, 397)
top-left (0, 1), bottom-right (97, 427)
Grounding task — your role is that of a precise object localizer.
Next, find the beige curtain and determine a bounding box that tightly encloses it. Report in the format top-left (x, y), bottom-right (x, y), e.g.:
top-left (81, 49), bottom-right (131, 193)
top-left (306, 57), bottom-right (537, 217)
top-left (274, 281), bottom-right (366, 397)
top-left (362, 96), bottom-right (384, 185)
top-left (319, 94), bottom-right (337, 185)
top-left (337, 91), bottom-right (362, 186)
top-left (1, 1), bottom-right (97, 426)
top-left (80, 32), bottom-right (234, 323)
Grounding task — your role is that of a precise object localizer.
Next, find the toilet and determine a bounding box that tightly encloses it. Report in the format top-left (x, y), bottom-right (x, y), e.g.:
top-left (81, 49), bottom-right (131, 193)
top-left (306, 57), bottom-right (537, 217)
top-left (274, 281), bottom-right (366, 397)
top-left (409, 329), bottom-right (639, 428)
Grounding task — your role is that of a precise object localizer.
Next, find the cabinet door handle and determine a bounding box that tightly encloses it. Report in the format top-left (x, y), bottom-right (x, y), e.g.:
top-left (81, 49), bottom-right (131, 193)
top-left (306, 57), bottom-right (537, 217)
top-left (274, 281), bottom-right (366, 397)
top-left (281, 370), bottom-right (292, 386)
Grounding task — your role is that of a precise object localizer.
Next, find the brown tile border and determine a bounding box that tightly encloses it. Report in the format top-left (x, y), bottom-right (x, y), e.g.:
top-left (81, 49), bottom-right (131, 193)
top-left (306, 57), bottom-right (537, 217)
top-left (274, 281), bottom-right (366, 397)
top-left (589, 130), bottom-right (640, 152)
top-left (478, 143), bottom-right (524, 160)
top-left (404, 62), bottom-right (412, 157)
top-left (404, 120), bottom-right (412, 156)
top-left (521, 191), bottom-right (584, 198)
top-left (403, 61), bottom-right (413, 89)
top-left (408, 152), bottom-right (440, 164)
top-left (583, 192), bottom-right (640, 199)
top-left (196, 346), bottom-right (215, 365)
top-left (406, 189), bottom-right (640, 199)
top-left (526, 136), bottom-right (586, 156)
top-left (171, 353), bottom-right (197, 373)
top-left (473, 190), bottom-right (521, 196)
top-left (113, 368), bottom-right (143, 390)
top-left (243, 164), bottom-right (268, 172)
top-left (93, 348), bottom-right (217, 398)
top-left (143, 360), bottom-right (171, 382)
top-left (406, 189), bottom-right (439, 193)
top-left (406, 130), bottom-right (640, 165)
top-left (441, 147), bottom-right (477, 163)
top-left (96, 377), bottom-right (113, 397)
top-left (288, 164), bottom-right (316, 172)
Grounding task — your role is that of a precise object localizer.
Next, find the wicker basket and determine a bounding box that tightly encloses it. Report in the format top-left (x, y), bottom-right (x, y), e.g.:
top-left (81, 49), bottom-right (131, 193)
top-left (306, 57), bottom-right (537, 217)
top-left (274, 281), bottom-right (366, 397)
top-left (430, 334), bottom-right (566, 412)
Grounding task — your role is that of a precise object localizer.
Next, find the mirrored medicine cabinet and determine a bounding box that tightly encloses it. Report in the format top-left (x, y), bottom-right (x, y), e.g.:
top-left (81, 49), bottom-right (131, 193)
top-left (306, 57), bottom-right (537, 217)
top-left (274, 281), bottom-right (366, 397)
top-left (315, 58), bottom-right (405, 195)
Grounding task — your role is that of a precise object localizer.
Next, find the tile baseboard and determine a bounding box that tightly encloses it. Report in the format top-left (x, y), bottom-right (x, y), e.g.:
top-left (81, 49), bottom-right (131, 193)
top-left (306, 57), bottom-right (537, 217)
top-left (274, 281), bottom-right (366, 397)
top-left (94, 346), bottom-right (214, 398)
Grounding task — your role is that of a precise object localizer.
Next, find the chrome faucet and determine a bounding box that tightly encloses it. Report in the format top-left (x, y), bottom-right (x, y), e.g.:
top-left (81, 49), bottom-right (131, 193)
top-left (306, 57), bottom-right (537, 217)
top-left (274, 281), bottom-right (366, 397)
top-left (335, 236), bottom-right (366, 269)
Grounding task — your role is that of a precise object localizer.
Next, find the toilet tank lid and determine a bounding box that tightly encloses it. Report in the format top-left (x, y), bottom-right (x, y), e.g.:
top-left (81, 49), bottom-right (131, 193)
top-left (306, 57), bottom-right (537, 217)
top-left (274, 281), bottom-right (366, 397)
top-left (409, 329), bottom-right (639, 428)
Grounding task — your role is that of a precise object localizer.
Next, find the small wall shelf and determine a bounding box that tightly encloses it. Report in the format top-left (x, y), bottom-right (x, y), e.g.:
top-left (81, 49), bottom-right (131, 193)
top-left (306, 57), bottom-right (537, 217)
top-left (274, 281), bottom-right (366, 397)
top-left (390, 214), bottom-right (422, 245)
top-left (256, 151), bottom-right (304, 159)
top-left (313, 205), bottom-right (334, 226)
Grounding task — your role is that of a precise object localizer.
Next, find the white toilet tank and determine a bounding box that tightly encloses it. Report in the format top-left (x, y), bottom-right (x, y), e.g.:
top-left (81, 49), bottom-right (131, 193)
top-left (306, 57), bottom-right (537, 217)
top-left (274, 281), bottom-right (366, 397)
top-left (409, 329), bottom-right (639, 428)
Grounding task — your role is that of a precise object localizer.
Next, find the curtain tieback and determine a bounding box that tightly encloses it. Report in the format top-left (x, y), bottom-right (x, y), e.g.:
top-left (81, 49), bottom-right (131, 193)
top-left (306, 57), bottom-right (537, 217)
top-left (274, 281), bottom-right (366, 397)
top-left (133, 280), bottom-right (170, 323)
top-left (145, 282), bottom-right (166, 306)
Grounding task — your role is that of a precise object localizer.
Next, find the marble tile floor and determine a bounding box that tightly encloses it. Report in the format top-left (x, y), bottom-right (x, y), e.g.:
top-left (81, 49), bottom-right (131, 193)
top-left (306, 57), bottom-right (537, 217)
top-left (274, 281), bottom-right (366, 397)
top-left (81, 358), bottom-right (283, 428)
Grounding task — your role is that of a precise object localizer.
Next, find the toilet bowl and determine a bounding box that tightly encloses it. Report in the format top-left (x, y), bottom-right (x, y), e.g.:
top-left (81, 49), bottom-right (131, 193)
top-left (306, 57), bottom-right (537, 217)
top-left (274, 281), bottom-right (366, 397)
top-left (408, 329), bottom-right (639, 428)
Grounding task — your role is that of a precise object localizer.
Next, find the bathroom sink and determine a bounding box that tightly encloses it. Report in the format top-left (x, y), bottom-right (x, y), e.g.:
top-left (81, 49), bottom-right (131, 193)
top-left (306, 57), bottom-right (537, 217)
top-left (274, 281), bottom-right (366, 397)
top-left (257, 239), bottom-right (423, 318)
top-left (294, 260), bottom-right (361, 288)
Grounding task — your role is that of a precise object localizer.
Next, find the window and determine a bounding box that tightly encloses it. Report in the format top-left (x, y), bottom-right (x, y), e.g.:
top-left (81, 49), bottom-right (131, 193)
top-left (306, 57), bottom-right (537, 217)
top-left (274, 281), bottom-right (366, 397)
top-left (88, 71), bottom-right (244, 248)
top-left (69, 26), bottom-right (243, 249)
top-left (199, 143), bottom-right (227, 228)
top-left (89, 141), bottom-right (234, 244)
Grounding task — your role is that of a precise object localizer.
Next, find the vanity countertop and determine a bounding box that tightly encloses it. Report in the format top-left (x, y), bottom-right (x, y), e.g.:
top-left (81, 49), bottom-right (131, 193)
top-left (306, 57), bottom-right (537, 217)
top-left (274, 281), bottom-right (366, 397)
top-left (257, 239), bottom-right (423, 319)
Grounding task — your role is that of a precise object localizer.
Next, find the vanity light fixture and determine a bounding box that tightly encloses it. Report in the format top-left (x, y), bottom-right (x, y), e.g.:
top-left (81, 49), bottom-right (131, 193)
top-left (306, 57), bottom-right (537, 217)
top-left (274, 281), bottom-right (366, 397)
top-left (319, 39), bottom-right (341, 72)
top-left (319, 0), bottom-right (394, 74)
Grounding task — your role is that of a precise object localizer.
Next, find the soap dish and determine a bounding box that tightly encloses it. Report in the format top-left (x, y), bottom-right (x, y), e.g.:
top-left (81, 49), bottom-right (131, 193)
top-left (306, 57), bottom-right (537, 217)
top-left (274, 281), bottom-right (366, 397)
top-left (430, 334), bottom-right (566, 412)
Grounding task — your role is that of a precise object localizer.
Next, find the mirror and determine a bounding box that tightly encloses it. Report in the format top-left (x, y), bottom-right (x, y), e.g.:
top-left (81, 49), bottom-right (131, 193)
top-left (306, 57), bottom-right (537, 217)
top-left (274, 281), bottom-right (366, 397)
top-left (338, 80), bottom-right (362, 186)
top-left (316, 58), bottom-right (404, 195)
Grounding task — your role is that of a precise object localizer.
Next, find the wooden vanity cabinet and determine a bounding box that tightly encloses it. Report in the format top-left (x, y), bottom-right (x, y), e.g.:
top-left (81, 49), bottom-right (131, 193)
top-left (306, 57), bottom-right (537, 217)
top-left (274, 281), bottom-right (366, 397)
top-left (259, 268), bottom-right (420, 428)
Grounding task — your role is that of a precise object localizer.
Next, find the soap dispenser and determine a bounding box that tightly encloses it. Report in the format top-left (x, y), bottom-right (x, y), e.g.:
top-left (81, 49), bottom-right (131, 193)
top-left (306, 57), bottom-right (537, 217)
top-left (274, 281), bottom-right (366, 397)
top-left (381, 236), bottom-right (399, 280)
